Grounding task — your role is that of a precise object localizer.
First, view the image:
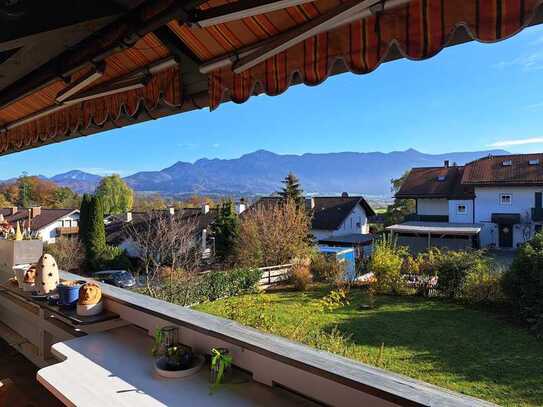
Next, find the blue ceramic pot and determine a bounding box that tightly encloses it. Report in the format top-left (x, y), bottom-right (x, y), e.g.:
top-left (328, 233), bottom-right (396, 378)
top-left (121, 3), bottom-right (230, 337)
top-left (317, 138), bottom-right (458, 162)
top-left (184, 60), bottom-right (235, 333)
top-left (57, 283), bottom-right (81, 308)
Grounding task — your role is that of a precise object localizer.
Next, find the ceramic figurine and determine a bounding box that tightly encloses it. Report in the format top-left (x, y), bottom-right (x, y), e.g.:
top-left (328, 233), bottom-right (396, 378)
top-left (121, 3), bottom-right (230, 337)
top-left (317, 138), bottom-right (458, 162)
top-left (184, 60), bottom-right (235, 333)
top-left (35, 254), bottom-right (59, 295)
top-left (77, 282), bottom-right (103, 316)
top-left (22, 265), bottom-right (37, 292)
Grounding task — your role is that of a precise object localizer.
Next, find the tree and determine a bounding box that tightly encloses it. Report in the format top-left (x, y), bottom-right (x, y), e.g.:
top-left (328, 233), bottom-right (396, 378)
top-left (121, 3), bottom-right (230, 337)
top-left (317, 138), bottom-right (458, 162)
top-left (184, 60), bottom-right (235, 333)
top-left (213, 199), bottom-right (240, 262)
top-left (79, 194), bottom-right (92, 246)
top-left (235, 199), bottom-right (311, 267)
top-left (18, 174), bottom-right (34, 208)
top-left (95, 174), bottom-right (134, 214)
top-left (45, 237), bottom-right (84, 272)
top-left (385, 171), bottom-right (415, 226)
top-left (126, 211), bottom-right (199, 287)
top-left (86, 195), bottom-right (106, 268)
top-left (278, 172), bottom-right (304, 207)
top-left (133, 193), bottom-right (167, 211)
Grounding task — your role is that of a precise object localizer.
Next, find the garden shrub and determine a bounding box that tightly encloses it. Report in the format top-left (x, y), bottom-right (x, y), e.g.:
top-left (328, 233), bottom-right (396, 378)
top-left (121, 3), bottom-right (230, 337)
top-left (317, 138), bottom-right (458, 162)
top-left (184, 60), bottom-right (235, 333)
top-left (97, 245), bottom-right (133, 272)
top-left (503, 234), bottom-right (543, 336)
top-left (368, 237), bottom-right (407, 294)
top-left (462, 267), bottom-right (505, 304)
top-left (311, 253), bottom-right (345, 283)
top-left (435, 250), bottom-right (490, 299)
top-left (291, 262), bottom-right (312, 291)
top-left (139, 267), bottom-right (263, 306)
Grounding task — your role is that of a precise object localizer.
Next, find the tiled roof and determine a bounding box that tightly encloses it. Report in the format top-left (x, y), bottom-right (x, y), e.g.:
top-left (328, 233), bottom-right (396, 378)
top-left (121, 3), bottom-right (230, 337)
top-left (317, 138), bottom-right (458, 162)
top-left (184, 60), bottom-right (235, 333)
top-left (105, 209), bottom-right (217, 245)
top-left (397, 153), bottom-right (543, 199)
top-left (396, 166), bottom-right (474, 199)
top-left (250, 196), bottom-right (376, 231)
top-left (311, 197), bottom-right (375, 230)
top-left (0, 208), bottom-right (77, 231)
top-left (461, 153), bottom-right (543, 185)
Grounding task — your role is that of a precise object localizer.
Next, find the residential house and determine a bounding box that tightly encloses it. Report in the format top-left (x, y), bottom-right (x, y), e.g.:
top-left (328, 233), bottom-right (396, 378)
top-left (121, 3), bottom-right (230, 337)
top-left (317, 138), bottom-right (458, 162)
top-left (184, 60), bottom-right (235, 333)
top-left (388, 153), bottom-right (543, 251)
top-left (250, 194), bottom-right (375, 256)
top-left (0, 206), bottom-right (79, 244)
top-left (105, 206), bottom-right (217, 259)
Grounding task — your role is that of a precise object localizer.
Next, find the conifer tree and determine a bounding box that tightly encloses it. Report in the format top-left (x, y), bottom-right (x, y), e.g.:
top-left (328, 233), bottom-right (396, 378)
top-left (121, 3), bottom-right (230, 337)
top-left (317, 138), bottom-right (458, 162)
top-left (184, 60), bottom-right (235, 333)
top-left (278, 172), bottom-right (304, 207)
top-left (85, 195), bottom-right (106, 268)
top-left (213, 199), bottom-right (240, 262)
top-left (78, 194), bottom-right (91, 246)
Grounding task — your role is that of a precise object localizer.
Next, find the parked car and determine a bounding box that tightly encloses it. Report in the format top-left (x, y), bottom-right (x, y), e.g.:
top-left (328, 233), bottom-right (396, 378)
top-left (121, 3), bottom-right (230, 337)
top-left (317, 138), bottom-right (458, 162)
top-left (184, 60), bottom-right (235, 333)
top-left (92, 270), bottom-right (136, 289)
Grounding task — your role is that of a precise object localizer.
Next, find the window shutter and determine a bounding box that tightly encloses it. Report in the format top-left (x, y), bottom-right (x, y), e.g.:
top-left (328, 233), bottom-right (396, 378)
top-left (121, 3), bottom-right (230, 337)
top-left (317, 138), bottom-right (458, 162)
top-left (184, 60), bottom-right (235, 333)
top-left (536, 192), bottom-right (542, 209)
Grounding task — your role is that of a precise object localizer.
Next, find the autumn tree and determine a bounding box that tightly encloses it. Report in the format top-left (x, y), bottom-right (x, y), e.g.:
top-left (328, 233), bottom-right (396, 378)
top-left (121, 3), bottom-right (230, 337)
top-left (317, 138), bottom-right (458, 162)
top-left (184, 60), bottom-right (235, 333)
top-left (278, 172), bottom-right (304, 207)
top-left (385, 171), bottom-right (415, 226)
top-left (95, 174), bottom-right (134, 214)
top-left (133, 193), bottom-right (167, 211)
top-left (235, 199), bottom-right (311, 267)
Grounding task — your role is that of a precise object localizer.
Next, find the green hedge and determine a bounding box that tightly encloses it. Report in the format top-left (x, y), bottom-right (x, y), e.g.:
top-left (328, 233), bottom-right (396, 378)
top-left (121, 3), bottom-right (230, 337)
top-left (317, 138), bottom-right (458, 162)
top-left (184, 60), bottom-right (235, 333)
top-left (138, 267), bottom-right (262, 306)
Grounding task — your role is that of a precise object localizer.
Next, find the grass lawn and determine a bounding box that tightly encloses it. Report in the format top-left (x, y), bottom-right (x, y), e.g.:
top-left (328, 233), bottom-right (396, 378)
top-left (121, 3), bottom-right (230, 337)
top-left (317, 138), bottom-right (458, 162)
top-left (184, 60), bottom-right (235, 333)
top-left (194, 285), bottom-right (543, 406)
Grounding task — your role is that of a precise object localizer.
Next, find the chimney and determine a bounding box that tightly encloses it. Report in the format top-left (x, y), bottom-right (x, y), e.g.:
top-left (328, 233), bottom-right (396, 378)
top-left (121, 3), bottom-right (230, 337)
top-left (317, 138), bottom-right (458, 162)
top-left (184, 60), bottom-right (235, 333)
top-left (30, 206), bottom-right (41, 218)
top-left (168, 207), bottom-right (175, 216)
top-left (10, 206), bottom-right (17, 215)
top-left (444, 160), bottom-right (450, 168)
top-left (124, 211), bottom-right (132, 222)
top-left (235, 199), bottom-right (246, 215)
top-left (341, 192), bottom-right (349, 198)
top-left (201, 204), bottom-right (210, 214)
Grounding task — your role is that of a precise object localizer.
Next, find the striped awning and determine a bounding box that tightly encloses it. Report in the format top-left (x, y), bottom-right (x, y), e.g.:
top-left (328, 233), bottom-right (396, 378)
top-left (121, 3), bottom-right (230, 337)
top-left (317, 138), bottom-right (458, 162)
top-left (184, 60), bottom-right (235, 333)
top-left (0, 0), bottom-right (542, 155)
top-left (208, 0), bottom-right (543, 109)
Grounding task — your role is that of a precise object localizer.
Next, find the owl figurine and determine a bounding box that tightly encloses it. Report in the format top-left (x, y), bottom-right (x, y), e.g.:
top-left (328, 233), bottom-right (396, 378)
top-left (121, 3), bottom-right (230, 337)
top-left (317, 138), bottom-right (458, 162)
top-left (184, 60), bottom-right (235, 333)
top-left (35, 254), bottom-right (59, 295)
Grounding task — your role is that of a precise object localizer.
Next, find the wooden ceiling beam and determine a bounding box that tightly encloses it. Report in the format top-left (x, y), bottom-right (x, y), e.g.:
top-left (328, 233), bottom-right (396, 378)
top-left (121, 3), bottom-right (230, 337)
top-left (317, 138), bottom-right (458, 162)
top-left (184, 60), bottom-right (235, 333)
top-left (0, 0), bottom-right (205, 111)
top-left (191, 0), bottom-right (316, 28)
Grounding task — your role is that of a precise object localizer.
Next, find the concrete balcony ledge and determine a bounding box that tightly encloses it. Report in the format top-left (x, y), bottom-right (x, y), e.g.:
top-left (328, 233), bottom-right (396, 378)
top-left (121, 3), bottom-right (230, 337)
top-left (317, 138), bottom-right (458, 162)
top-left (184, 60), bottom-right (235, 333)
top-left (45, 270), bottom-right (495, 407)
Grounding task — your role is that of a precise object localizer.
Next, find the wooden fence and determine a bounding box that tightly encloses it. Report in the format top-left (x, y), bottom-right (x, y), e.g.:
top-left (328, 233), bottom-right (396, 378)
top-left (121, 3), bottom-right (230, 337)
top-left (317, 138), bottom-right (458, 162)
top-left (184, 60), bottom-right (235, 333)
top-left (258, 264), bottom-right (293, 289)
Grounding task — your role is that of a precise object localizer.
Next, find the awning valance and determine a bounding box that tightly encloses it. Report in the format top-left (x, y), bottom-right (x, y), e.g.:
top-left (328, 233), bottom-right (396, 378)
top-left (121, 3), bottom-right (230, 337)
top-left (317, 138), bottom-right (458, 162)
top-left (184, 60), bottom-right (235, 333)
top-left (491, 213), bottom-right (521, 224)
top-left (0, 66), bottom-right (181, 154)
top-left (209, 0), bottom-right (543, 109)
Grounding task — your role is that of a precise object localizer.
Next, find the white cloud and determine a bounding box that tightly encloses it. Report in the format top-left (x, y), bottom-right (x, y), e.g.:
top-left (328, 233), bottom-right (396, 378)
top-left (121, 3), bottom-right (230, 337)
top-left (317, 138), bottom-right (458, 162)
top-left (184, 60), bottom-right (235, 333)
top-left (488, 137), bottom-right (543, 147)
top-left (211, 143), bottom-right (220, 148)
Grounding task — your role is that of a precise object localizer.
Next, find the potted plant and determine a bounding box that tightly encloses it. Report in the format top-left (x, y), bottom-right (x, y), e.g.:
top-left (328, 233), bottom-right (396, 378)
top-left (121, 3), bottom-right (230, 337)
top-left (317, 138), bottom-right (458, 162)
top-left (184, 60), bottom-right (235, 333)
top-left (152, 326), bottom-right (203, 378)
top-left (209, 347), bottom-right (233, 394)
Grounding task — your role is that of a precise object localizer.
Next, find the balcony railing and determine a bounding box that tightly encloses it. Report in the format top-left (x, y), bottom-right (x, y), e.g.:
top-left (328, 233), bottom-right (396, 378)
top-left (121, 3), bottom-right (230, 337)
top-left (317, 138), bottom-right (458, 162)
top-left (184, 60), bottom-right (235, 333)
top-left (0, 269), bottom-right (495, 406)
top-left (532, 207), bottom-right (543, 221)
top-left (56, 226), bottom-right (79, 235)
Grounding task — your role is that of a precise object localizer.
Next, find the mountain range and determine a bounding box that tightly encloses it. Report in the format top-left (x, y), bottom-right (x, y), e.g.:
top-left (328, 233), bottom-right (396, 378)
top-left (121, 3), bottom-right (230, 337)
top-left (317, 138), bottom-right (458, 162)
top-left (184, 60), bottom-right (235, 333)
top-left (12, 148), bottom-right (510, 197)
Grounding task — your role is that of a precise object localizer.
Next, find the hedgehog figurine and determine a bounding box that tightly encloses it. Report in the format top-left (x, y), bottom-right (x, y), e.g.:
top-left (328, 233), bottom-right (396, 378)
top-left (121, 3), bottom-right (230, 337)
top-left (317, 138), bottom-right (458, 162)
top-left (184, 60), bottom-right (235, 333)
top-left (35, 254), bottom-right (59, 295)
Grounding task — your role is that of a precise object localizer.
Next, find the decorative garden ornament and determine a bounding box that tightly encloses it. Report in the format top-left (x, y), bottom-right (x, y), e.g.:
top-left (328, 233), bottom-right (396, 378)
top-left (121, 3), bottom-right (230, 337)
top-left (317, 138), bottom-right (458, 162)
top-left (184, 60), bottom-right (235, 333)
top-left (77, 282), bottom-right (103, 316)
top-left (15, 222), bottom-right (22, 241)
top-left (35, 254), bottom-right (59, 295)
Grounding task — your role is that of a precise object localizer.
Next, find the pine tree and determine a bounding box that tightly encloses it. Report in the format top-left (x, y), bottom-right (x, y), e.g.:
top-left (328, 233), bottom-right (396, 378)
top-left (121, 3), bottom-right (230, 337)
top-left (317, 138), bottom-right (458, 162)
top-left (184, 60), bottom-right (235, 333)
top-left (213, 199), bottom-right (240, 262)
top-left (278, 172), bottom-right (304, 207)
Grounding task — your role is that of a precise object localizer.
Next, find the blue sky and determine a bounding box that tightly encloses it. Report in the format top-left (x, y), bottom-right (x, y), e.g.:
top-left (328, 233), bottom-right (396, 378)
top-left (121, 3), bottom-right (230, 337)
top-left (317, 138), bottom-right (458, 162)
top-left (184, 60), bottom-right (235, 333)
top-left (2, 25), bottom-right (543, 179)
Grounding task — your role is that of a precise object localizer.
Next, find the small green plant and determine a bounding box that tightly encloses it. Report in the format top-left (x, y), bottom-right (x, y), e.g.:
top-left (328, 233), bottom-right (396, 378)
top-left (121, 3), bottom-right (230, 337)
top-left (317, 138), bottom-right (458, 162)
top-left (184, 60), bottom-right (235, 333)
top-left (317, 288), bottom-right (350, 312)
top-left (210, 348), bottom-right (233, 394)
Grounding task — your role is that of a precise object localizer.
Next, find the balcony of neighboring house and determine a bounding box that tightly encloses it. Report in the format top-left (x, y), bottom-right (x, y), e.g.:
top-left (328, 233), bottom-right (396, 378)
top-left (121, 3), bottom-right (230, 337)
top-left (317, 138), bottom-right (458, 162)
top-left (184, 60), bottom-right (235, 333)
top-left (56, 226), bottom-right (79, 236)
top-left (0, 261), bottom-right (495, 406)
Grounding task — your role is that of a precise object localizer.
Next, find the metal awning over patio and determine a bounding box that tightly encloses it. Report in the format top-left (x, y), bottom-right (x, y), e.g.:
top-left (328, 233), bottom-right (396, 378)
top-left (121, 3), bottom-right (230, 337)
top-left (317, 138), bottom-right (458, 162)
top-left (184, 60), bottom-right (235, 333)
top-left (386, 222), bottom-right (482, 236)
top-left (319, 233), bottom-right (374, 246)
top-left (0, 0), bottom-right (543, 155)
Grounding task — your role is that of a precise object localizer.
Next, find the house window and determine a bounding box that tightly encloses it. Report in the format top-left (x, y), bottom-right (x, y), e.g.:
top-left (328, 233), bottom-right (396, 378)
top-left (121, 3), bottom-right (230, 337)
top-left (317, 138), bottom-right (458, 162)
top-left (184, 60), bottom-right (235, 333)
top-left (457, 204), bottom-right (467, 214)
top-left (500, 193), bottom-right (512, 206)
top-left (502, 160), bottom-right (512, 166)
